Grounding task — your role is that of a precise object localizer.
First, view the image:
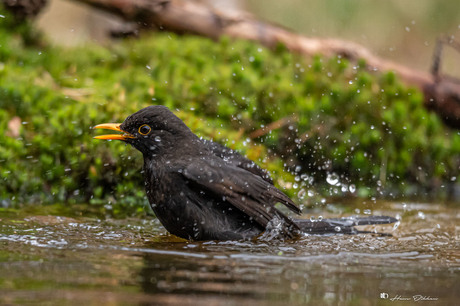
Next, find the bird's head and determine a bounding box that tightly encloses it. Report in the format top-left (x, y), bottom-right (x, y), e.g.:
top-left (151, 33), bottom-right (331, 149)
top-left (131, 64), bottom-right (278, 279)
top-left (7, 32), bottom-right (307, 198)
top-left (94, 105), bottom-right (198, 156)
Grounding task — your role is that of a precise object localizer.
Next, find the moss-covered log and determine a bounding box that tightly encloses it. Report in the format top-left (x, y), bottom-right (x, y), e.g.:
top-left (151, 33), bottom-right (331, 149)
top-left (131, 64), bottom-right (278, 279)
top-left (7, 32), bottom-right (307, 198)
top-left (65, 0), bottom-right (460, 129)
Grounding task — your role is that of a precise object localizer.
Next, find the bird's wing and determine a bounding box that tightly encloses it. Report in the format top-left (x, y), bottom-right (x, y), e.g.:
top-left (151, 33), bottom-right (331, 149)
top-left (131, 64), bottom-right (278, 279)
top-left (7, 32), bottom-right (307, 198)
top-left (181, 159), bottom-right (301, 231)
top-left (202, 140), bottom-right (274, 184)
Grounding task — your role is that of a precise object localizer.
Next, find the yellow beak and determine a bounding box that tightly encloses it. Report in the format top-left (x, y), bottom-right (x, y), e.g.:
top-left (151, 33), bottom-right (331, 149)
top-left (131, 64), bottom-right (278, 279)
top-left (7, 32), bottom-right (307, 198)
top-left (93, 123), bottom-right (134, 140)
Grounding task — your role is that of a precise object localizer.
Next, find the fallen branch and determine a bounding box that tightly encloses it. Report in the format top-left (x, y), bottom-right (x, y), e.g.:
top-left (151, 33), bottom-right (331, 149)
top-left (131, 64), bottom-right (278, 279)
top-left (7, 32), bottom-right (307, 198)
top-left (68, 0), bottom-right (460, 128)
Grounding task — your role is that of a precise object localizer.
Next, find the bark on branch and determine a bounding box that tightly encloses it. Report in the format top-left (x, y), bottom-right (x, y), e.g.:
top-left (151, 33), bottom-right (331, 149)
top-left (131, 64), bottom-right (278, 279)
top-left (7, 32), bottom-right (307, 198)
top-left (71, 0), bottom-right (460, 128)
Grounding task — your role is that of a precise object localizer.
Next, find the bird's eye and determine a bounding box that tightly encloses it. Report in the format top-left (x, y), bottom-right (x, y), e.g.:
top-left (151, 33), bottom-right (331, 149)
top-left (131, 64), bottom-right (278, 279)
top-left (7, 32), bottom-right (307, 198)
top-left (138, 124), bottom-right (152, 135)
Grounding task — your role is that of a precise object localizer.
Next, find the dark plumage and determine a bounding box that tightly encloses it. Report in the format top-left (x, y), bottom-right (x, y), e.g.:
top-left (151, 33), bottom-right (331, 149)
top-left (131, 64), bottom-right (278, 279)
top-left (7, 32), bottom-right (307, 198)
top-left (94, 105), bottom-right (397, 241)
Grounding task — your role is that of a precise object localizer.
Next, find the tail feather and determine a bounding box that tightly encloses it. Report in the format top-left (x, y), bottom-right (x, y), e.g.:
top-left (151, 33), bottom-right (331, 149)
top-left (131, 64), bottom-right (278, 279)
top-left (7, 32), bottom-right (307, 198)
top-left (294, 215), bottom-right (398, 235)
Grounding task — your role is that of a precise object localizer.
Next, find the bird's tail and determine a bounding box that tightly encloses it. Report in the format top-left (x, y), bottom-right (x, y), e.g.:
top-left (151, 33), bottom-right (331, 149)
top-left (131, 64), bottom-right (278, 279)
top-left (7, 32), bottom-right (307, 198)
top-left (294, 215), bottom-right (398, 235)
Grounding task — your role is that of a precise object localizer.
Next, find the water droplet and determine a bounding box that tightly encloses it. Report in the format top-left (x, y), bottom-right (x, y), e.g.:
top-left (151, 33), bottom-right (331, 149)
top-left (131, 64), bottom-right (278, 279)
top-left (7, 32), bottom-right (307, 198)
top-left (154, 136), bottom-right (161, 142)
top-left (326, 173), bottom-right (340, 186)
top-left (297, 189), bottom-right (306, 199)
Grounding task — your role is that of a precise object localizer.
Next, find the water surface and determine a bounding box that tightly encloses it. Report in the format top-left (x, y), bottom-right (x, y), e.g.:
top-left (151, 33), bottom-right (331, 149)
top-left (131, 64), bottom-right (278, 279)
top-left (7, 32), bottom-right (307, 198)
top-left (0, 201), bottom-right (458, 305)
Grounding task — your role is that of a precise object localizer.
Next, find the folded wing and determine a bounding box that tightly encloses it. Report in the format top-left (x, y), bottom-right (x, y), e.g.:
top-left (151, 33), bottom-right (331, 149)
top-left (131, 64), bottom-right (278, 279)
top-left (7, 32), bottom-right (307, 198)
top-left (182, 159), bottom-right (301, 237)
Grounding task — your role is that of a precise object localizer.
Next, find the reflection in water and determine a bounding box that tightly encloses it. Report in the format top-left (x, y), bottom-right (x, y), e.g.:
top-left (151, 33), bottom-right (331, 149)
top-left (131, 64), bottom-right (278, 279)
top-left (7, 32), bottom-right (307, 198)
top-left (0, 201), bottom-right (458, 305)
top-left (136, 242), bottom-right (457, 305)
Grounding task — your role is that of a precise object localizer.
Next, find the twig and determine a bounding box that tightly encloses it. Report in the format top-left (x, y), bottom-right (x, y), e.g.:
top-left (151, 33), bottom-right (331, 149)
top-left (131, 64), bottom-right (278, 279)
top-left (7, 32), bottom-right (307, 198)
top-left (249, 115), bottom-right (298, 139)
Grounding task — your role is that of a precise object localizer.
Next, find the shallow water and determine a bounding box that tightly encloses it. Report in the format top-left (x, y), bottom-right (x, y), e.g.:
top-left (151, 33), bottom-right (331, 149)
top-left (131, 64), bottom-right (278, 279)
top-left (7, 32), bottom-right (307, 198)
top-left (0, 201), bottom-right (458, 305)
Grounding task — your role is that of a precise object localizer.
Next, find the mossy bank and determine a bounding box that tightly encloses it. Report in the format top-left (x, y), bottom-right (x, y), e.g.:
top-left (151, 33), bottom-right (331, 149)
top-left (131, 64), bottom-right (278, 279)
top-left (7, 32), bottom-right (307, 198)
top-left (1, 11), bottom-right (459, 214)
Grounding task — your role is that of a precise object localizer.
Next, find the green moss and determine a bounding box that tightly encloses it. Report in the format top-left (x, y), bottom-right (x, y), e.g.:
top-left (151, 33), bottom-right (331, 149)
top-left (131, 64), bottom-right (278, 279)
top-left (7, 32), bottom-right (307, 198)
top-left (0, 9), bottom-right (458, 212)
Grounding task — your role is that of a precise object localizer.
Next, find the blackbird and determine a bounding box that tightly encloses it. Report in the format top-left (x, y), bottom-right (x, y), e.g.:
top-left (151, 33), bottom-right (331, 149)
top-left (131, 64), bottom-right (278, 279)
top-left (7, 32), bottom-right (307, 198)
top-left (94, 105), bottom-right (397, 241)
